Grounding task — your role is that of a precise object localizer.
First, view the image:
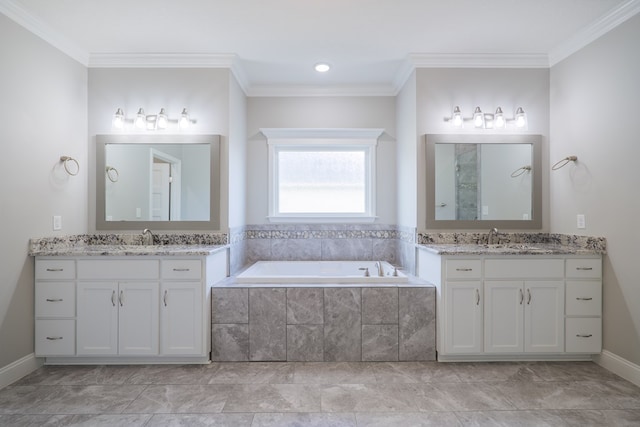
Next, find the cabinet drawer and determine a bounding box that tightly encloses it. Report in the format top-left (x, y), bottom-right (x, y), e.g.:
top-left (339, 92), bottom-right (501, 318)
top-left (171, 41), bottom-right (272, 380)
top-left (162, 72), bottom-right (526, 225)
top-left (35, 282), bottom-right (75, 317)
top-left (566, 259), bottom-right (601, 278)
top-left (162, 260), bottom-right (202, 280)
top-left (485, 259), bottom-right (564, 279)
top-left (446, 260), bottom-right (481, 279)
top-left (35, 319), bottom-right (75, 356)
top-left (36, 260), bottom-right (75, 280)
top-left (565, 318), bottom-right (602, 353)
top-left (566, 281), bottom-right (602, 316)
top-left (77, 259), bottom-right (159, 280)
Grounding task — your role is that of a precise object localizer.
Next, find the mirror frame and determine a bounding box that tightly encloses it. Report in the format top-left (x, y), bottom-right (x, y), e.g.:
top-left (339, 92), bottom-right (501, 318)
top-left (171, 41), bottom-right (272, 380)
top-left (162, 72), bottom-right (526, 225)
top-left (425, 134), bottom-right (542, 229)
top-left (96, 134), bottom-right (221, 231)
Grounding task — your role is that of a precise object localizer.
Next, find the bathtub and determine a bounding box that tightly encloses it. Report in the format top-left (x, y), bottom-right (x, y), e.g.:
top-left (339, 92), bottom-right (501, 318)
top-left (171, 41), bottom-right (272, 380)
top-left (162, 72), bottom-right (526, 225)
top-left (235, 260), bottom-right (408, 284)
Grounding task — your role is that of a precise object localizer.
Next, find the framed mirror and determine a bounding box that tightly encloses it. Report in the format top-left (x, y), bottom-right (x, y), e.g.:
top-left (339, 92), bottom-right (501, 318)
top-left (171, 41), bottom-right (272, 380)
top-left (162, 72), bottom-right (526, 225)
top-left (425, 134), bottom-right (541, 229)
top-left (96, 134), bottom-right (221, 230)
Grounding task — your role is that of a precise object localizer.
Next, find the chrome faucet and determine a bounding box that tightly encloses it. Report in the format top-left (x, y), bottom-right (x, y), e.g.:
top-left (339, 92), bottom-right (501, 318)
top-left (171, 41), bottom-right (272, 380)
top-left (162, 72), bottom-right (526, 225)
top-left (142, 228), bottom-right (155, 245)
top-left (488, 227), bottom-right (499, 245)
top-left (374, 261), bottom-right (385, 277)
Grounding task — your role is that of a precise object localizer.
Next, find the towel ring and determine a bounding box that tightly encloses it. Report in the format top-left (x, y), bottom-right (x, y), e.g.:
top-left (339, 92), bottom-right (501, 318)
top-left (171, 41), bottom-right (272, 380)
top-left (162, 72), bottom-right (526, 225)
top-left (60, 156), bottom-right (79, 176)
top-left (552, 156), bottom-right (578, 170)
top-left (510, 165), bottom-right (532, 178)
top-left (106, 166), bottom-right (119, 183)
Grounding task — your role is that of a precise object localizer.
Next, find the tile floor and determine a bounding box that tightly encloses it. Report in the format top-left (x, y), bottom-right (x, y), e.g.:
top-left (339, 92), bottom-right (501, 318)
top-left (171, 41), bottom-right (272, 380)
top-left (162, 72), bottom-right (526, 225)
top-left (1, 361), bottom-right (639, 426)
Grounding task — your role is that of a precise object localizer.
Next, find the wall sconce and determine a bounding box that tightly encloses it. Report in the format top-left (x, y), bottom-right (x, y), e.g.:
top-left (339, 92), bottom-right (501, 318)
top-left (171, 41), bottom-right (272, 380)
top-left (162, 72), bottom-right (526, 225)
top-left (445, 106), bottom-right (528, 130)
top-left (111, 107), bottom-right (196, 131)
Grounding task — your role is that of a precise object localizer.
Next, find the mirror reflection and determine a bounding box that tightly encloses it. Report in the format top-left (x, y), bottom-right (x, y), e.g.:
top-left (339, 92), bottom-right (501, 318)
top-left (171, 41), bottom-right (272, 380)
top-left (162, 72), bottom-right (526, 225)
top-left (425, 134), bottom-right (541, 229)
top-left (96, 134), bottom-right (220, 231)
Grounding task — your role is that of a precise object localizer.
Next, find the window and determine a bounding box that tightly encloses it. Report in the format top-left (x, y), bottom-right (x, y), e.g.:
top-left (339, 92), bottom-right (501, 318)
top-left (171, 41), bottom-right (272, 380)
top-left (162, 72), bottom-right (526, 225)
top-left (262, 128), bottom-right (383, 222)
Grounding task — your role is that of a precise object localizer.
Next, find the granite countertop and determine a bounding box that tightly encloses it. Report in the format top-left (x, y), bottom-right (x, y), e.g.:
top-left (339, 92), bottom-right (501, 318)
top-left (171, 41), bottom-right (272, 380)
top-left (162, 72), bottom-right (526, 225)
top-left (30, 244), bottom-right (228, 257)
top-left (418, 243), bottom-right (604, 256)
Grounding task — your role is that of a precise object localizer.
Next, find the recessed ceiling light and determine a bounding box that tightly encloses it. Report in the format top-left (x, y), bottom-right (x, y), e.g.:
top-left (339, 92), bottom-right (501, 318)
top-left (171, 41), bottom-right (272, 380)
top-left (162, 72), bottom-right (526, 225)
top-left (314, 63), bottom-right (331, 73)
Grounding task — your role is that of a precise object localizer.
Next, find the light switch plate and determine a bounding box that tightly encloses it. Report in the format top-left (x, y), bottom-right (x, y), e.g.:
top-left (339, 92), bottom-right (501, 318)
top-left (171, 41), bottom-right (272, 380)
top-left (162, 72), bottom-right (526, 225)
top-left (52, 215), bottom-right (62, 230)
top-left (577, 214), bottom-right (586, 229)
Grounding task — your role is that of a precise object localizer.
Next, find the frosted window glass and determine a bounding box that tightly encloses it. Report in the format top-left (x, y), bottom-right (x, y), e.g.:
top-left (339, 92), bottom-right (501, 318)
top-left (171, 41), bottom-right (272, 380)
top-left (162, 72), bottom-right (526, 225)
top-left (278, 151), bottom-right (365, 213)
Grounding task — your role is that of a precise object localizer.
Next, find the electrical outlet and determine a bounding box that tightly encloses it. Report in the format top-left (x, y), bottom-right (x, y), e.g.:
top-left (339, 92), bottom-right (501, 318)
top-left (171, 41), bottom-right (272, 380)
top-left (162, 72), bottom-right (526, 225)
top-left (577, 214), bottom-right (586, 229)
top-left (52, 215), bottom-right (62, 230)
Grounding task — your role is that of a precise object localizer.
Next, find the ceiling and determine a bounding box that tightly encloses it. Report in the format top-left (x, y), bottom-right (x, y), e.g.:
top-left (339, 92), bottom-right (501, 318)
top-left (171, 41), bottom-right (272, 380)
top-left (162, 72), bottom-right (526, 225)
top-left (2, 0), bottom-right (638, 95)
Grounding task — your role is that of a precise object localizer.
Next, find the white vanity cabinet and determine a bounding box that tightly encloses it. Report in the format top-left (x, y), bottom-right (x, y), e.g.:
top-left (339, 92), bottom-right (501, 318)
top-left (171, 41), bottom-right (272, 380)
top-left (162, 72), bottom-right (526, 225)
top-left (35, 250), bottom-right (227, 364)
top-left (418, 249), bottom-right (602, 361)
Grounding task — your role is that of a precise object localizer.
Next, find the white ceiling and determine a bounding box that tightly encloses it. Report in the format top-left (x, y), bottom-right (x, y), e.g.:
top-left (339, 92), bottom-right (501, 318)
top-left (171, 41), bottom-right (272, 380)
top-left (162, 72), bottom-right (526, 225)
top-left (2, 0), bottom-right (639, 95)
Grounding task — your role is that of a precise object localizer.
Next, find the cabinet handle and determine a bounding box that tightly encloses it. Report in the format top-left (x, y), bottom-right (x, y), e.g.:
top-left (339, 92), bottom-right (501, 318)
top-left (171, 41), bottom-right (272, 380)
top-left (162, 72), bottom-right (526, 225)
top-left (46, 336), bottom-right (63, 340)
top-left (456, 268), bottom-right (473, 272)
top-left (111, 290), bottom-right (116, 307)
top-left (576, 297), bottom-right (593, 301)
top-left (164, 290), bottom-right (168, 307)
top-left (576, 267), bottom-right (593, 271)
top-left (46, 298), bottom-right (63, 302)
top-left (119, 290), bottom-right (124, 307)
top-left (173, 268), bottom-right (190, 272)
top-left (576, 334), bottom-right (593, 338)
top-left (527, 289), bottom-right (532, 305)
top-left (45, 268), bottom-right (64, 272)
top-left (519, 289), bottom-right (524, 305)
top-left (475, 289), bottom-right (480, 305)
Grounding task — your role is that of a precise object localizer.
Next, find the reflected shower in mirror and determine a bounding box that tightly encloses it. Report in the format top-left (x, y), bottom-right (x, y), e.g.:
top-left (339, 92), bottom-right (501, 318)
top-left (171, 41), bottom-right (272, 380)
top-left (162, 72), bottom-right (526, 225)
top-left (96, 134), bottom-right (221, 231)
top-left (426, 134), bottom-right (541, 229)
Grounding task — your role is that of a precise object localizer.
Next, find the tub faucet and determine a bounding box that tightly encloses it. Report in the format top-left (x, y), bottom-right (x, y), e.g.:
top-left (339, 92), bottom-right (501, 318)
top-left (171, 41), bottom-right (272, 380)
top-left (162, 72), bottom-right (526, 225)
top-left (374, 261), bottom-right (385, 277)
top-left (142, 228), bottom-right (155, 245)
top-left (488, 227), bottom-right (499, 245)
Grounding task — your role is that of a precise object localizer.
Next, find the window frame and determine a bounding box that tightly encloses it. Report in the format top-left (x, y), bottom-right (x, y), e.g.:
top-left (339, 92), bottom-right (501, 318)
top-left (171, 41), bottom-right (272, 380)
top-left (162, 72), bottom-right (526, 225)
top-left (261, 128), bottom-right (383, 223)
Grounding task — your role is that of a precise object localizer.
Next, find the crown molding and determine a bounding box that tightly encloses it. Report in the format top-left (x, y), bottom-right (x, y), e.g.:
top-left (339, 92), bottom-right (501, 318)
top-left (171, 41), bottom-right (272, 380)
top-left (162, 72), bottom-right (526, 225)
top-left (407, 53), bottom-right (550, 69)
top-left (88, 52), bottom-right (238, 68)
top-left (246, 84), bottom-right (398, 97)
top-left (0, 0), bottom-right (89, 65)
top-left (548, 0), bottom-right (640, 66)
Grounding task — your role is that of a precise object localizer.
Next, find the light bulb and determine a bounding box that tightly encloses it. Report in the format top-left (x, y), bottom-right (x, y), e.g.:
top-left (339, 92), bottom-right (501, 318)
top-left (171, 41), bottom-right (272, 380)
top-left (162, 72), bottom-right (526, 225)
top-left (515, 107), bottom-right (527, 128)
top-left (157, 108), bottom-right (168, 129)
top-left (494, 107), bottom-right (505, 129)
top-left (134, 108), bottom-right (145, 129)
top-left (179, 108), bottom-right (190, 129)
top-left (451, 106), bottom-right (463, 127)
top-left (473, 107), bottom-right (484, 128)
top-left (112, 108), bottom-right (124, 129)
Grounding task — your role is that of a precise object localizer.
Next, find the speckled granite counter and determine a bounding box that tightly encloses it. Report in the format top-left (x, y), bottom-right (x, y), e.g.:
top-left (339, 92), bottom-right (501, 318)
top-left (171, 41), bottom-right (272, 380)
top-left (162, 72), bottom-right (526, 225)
top-left (417, 232), bottom-right (606, 256)
top-left (28, 233), bottom-right (229, 257)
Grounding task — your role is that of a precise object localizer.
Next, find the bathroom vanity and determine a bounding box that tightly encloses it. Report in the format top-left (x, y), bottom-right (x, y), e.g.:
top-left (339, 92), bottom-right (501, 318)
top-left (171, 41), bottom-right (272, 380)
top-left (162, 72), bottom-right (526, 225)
top-left (32, 240), bottom-right (228, 364)
top-left (417, 242), bottom-right (603, 361)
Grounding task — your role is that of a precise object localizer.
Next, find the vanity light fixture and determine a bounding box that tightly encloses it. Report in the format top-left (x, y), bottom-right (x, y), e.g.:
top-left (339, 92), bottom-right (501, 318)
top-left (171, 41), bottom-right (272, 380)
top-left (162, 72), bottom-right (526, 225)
top-left (446, 106), bottom-right (528, 130)
top-left (111, 107), bottom-right (197, 131)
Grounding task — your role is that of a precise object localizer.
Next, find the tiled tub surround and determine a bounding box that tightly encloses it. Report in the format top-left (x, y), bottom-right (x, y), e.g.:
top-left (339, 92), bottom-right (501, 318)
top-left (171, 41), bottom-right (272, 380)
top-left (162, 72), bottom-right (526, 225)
top-left (211, 279), bottom-right (435, 362)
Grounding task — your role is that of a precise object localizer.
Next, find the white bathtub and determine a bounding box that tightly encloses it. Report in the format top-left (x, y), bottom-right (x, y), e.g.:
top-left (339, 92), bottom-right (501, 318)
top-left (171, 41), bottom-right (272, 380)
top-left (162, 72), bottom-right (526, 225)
top-left (235, 260), bottom-right (408, 284)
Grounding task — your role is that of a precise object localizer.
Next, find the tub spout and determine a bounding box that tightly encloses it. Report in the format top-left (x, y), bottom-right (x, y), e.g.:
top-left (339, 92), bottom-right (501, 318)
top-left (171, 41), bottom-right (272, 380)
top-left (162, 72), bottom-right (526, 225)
top-left (374, 261), bottom-right (384, 277)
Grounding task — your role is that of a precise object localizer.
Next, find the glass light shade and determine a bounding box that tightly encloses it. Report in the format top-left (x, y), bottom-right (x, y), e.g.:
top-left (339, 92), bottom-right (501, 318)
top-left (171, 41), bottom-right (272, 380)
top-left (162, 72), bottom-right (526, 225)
top-left (473, 107), bottom-right (484, 128)
top-left (314, 63), bottom-right (331, 72)
top-left (157, 108), bottom-right (168, 129)
top-left (112, 108), bottom-right (124, 129)
top-left (451, 106), bottom-right (463, 127)
top-left (515, 107), bottom-right (527, 129)
top-left (179, 108), bottom-right (190, 129)
top-left (494, 107), bottom-right (506, 129)
top-left (134, 108), bottom-right (146, 129)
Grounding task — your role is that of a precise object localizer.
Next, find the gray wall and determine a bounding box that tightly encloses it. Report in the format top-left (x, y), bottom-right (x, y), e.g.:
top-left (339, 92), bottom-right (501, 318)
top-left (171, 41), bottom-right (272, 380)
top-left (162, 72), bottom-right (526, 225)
top-left (550, 13), bottom-right (640, 366)
top-left (414, 68), bottom-right (551, 231)
top-left (0, 15), bottom-right (88, 367)
top-left (246, 96), bottom-right (397, 225)
top-left (88, 68), bottom-right (235, 232)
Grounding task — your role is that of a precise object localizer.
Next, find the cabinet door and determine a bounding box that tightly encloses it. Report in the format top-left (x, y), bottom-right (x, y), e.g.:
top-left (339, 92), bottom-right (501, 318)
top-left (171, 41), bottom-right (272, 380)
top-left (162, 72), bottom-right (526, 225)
top-left (484, 281), bottom-right (524, 353)
top-left (444, 281), bottom-right (482, 354)
top-left (160, 282), bottom-right (203, 355)
top-left (77, 282), bottom-right (118, 355)
top-left (524, 281), bottom-right (564, 353)
top-left (118, 282), bottom-right (159, 355)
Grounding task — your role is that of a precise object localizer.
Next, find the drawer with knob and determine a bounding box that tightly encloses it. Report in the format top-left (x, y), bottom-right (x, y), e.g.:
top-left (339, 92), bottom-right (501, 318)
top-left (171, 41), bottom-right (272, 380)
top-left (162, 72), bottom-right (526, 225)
top-left (566, 281), bottom-right (602, 316)
top-left (35, 282), bottom-right (75, 317)
top-left (565, 317), bottom-right (602, 353)
top-left (35, 319), bottom-right (75, 356)
top-left (161, 260), bottom-right (202, 280)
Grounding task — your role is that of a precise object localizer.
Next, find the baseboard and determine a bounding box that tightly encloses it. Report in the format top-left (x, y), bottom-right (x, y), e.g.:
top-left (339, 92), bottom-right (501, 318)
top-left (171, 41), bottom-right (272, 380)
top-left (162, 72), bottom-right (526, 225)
top-left (0, 353), bottom-right (42, 390)
top-left (594, 350), bottom-right (640, 387)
